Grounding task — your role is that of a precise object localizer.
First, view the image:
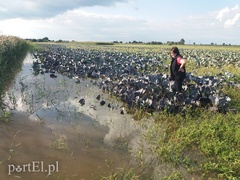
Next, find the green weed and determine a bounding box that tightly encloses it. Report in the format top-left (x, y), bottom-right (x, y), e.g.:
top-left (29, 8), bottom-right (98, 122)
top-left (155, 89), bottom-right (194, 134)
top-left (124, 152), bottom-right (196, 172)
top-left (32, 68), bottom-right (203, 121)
top-left (100, 168), bottom-right (141, 180)
top-left (0, 35), bottom-right (31, 109)
top-left (51, 132), bottom-right (69, 151)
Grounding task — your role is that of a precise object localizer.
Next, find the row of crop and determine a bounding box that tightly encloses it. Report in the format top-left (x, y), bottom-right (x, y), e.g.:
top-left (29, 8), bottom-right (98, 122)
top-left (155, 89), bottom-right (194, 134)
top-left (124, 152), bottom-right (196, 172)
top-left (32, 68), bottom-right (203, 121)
top-left (66, 43), bottom-right (240, 81)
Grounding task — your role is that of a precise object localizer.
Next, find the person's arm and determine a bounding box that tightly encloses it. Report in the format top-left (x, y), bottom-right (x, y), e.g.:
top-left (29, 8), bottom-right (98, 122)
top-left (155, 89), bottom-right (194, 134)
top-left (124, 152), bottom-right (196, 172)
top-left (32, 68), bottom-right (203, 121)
top-left (179, 58), bottom-right (186, 72)
top-left (177, 57), bottom-right (186, 72)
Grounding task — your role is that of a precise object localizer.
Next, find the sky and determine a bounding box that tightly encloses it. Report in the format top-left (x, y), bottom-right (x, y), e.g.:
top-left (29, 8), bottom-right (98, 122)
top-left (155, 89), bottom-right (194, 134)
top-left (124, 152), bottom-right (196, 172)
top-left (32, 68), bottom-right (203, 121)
top-left (0, 0), bottom-right (240, 44)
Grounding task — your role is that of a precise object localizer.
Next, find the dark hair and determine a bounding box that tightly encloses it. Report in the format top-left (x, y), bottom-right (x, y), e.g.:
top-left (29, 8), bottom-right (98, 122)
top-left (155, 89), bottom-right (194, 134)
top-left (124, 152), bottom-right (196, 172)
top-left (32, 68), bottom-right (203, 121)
top-left (170, 46), bottom-right (180, 56)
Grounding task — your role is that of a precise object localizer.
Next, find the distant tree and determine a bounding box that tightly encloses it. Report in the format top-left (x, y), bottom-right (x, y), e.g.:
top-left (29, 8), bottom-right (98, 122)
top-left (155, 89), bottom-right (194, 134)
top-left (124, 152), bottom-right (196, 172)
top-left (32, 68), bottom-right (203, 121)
top-left (179, 38), bottom-right (185, 45)
top-left (149, 41), bottom-right (163, 45)
top-left (42, 37), bottom-right (49, 42)
top-left (166, 41), bottom-right (174, 45)
top-left (28, 39), bottom-right (37, 42)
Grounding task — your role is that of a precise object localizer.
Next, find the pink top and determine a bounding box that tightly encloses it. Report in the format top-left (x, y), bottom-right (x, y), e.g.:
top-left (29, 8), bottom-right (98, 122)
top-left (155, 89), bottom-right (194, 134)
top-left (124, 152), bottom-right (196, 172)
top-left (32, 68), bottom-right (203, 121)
top-left (177, 56), bottom-right (183, 65)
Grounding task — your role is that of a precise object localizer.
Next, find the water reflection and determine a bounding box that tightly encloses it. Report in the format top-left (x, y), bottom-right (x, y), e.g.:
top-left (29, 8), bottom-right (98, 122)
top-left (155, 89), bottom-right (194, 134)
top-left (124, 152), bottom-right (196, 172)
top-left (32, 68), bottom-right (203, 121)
top-left (1, 53), bottom-right (144, 179)
top-left (6, 53), bottom-right (138, 141)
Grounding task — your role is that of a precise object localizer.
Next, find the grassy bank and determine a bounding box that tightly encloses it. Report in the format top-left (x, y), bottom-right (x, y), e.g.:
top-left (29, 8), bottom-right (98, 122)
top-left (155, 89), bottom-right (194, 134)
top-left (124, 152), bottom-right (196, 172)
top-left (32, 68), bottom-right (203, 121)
top-left (0, 35), bottom-right (31, 113)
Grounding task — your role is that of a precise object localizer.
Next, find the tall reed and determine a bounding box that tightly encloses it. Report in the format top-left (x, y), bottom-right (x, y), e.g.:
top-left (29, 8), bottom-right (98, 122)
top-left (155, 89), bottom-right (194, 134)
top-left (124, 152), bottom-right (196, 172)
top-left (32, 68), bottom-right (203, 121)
top-left (0, 35), bottom-right (31, 109)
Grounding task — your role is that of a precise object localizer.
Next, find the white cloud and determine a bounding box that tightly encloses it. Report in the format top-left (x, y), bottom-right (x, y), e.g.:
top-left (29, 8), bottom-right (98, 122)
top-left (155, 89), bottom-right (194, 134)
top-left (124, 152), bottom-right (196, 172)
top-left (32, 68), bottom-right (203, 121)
top-left (47, 9), bottom-right (146, 41)
top-left (0, 0), bottom-right (129, 20)
top-left (231, 4), bottom-right (239, 11)
top-left (0, 9), bottom-right (147, 41)
top-left (216, 7), bottom-right (230, 21)
top-left (214, 4), bottom-right (240, 29)
top-left (224, 13), bottom-right (240, 28)
top-left (0, 3), bottom-right (240, 44)
top-left (0, 18), bottom-right (43, 38)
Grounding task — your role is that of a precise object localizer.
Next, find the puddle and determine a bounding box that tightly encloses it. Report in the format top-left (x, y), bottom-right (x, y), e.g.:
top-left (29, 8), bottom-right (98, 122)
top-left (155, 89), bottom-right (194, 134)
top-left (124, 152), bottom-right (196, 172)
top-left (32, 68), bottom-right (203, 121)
top-left (0, 53), bottom-right (146, 179)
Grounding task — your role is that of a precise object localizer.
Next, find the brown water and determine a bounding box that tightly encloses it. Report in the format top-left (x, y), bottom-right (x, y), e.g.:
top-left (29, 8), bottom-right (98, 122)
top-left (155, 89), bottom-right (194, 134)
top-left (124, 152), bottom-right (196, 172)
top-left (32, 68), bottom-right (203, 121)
top-left (0, 54), bottom-right (144, 180)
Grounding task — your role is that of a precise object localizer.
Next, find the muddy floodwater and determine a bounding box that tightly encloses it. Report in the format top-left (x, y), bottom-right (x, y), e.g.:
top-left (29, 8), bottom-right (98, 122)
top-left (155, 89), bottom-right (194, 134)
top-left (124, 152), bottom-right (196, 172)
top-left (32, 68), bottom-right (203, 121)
top-left (0, 54), bottom-right (149, 179)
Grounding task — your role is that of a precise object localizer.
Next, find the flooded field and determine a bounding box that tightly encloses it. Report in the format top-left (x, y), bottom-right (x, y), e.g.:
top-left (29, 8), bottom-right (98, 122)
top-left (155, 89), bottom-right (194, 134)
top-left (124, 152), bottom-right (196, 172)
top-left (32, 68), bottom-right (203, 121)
top-left (0, 53), bottom-right (150, 179)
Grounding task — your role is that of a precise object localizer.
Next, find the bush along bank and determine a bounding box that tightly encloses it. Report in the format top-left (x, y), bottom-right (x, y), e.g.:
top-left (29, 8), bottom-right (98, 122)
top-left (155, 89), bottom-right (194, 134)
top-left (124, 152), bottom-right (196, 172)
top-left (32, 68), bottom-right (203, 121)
top-left (0, 35), bottom-right (31, 114)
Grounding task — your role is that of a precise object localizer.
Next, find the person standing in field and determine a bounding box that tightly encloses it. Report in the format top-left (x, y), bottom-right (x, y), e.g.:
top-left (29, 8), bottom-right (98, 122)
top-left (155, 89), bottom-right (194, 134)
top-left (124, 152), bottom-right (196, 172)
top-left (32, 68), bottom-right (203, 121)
top-left (169, 46), bottom-right (186, 92)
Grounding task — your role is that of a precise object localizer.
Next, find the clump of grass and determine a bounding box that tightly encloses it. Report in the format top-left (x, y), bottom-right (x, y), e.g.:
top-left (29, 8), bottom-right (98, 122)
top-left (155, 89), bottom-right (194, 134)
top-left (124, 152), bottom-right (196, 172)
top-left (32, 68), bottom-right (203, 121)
top-left (0, 35), bottom-right (31, 120)
top-left (222, 86), bottom-right (240, 111)
top-left (0, 36), bottom-right (29, 93)
top-left (52, 133), bottom-right (69, 151)
top-left (100, 168), bottom-right (141, 180)
top-left (163, 171), bottom-right (184, 180)
top-left (0, 110), bottom-right (11, 124)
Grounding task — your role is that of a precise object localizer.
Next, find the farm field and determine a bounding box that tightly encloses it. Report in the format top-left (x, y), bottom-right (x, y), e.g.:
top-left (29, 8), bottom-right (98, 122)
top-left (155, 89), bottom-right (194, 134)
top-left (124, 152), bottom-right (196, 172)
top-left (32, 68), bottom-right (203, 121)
top-left (1, 40), bottom-right (240, 179)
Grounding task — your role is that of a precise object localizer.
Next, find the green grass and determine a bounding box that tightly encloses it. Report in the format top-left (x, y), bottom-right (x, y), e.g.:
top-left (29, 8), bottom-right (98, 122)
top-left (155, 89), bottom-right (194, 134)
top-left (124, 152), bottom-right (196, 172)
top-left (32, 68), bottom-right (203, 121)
top-left (0, 35), bottom-right (32, 118)
top-left (100, 168), bottom-right (141, 180)
top-left (145, 110), bottom-right (240, 179)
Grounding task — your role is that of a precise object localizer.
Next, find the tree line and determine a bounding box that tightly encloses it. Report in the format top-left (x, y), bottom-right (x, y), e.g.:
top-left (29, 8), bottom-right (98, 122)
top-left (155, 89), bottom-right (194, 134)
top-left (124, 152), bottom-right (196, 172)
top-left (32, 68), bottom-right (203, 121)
top-left (113, 39), bottom-right (185, 45)
top-left (26, 37), bottom-right (233, 46)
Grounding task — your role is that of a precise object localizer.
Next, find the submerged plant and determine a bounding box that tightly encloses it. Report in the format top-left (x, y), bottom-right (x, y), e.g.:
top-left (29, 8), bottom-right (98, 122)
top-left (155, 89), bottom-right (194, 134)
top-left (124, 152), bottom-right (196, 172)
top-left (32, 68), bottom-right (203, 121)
top-left (52, 132), bottom-right (69, 151)
top-left (0, 109), bottom-right (11, 124)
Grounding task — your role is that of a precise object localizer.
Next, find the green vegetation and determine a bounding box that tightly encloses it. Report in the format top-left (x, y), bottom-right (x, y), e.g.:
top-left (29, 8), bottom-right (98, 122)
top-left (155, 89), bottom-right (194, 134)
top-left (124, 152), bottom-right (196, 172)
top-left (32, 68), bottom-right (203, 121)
top-left (0, 35), bottom-right (32, 120)
top-left (3, 39), bottom-right (240, 179)
top-left (142, 109), bottom-right (240, 179)
top-left (136, 46), bottom-right (239, 179)
top-left (100, 168), bottom-right (141, 180)
top-left (38, 42), bottom-right (238, 179)
top-left (95, 42), bottom-right (114, 45)
top-left (60, 42), bottom-right (239, 179)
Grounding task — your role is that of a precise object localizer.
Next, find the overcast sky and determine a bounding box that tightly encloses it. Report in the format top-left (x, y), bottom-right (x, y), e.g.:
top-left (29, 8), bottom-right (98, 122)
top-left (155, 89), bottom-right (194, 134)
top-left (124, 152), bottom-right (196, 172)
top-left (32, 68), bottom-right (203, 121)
top-left (0, 0), bottom-right (239, 44)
